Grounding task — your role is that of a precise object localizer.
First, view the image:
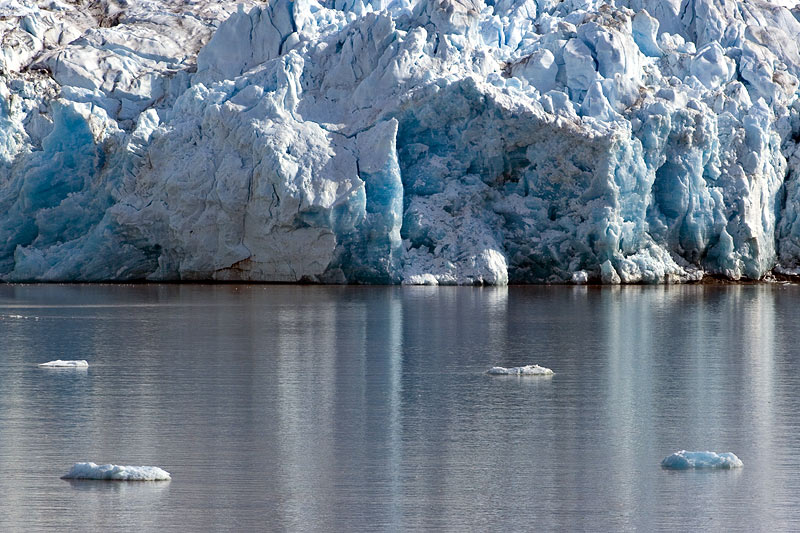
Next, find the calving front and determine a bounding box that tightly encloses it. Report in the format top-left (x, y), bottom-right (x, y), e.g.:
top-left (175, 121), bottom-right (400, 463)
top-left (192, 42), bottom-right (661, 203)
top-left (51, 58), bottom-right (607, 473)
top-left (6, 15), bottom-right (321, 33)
top-left (1, 0), bottom-right (799, 284)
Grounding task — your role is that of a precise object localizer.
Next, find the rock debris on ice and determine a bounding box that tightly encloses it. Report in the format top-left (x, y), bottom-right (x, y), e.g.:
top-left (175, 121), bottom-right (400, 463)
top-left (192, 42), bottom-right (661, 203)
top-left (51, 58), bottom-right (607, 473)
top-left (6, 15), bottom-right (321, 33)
top-left (661, 450), bottom-right (743, 470)
top-left (38, 360), bottom-right (89, 368)
top-left (61, 462), bottom-right (172, 481)
top-left (487, 364), bottom-right (554, 375)
top-left (3, 1), bottom-right (800, 284)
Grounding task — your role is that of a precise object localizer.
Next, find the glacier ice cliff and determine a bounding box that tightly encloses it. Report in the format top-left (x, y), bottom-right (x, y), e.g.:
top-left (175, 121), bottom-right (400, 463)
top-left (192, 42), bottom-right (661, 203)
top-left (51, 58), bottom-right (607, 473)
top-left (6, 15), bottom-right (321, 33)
top-left (3, 0), bottom-right (800, 284)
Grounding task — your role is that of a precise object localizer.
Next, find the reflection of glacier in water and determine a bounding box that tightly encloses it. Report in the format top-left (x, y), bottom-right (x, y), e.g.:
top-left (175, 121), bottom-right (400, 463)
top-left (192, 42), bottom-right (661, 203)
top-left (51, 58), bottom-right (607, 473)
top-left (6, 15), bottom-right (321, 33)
top-left (0, 284), bottom-right (796, 530)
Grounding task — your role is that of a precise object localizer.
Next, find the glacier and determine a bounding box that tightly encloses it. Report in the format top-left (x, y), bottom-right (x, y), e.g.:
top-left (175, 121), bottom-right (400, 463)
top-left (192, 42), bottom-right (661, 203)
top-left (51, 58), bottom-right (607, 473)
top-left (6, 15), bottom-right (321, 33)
top-left (661, 450), bottom-right (743, 469)
top-left (61, 462), bottom-right (172, 481)
top-left (2, 0), bottom-right (800, 284)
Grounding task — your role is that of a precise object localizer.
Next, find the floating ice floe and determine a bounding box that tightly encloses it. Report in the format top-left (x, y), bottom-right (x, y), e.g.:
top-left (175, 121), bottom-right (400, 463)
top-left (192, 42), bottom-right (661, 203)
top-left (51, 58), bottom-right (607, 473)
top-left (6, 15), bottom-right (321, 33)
top-left (661, 451), bottom-right (743, 470)
top-left (487, 365), bottom-right (554, 376)
top-left (38, 360), bottom-right (89, 368)
top-left (61, 462), bottom-right (171, 481)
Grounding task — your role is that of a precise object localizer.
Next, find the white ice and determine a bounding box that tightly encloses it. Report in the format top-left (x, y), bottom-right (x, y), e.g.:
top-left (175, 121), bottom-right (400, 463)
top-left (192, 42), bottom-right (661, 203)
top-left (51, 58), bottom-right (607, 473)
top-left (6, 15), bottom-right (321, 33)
top-left (487, 364), bottom-right (554, 376)
top-left (61, 462), bottom-right (171, 481)
top-left (38, 360), bottom-right (89, 368)
top-left (2, 1), bottom-right (800, 284)
top-left (661, 450), bottom-right (743, 470)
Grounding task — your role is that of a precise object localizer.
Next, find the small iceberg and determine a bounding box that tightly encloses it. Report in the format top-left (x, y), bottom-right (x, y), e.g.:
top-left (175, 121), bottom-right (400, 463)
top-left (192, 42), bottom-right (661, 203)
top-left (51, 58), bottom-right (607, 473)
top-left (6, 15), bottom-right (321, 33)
top-left (61, 462), bottom-right (171, 481)
top-left (38, 360), bottom-right (89, 368)
top-left (661, 450), bottom-right (743, 470)
top-left (487, 364), bottom-right (554, 376)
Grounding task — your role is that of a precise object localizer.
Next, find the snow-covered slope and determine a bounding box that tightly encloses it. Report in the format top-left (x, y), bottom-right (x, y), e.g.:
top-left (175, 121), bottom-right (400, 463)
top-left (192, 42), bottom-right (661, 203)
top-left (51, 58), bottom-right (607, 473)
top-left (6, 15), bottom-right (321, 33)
top-left (3, 0), bottom-right (800, 284)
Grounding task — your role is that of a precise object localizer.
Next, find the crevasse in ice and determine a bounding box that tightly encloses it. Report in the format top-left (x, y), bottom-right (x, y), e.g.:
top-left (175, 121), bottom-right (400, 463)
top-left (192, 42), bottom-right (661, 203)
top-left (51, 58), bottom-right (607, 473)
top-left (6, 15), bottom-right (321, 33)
top-left (3, 0), bottom-right (800, 284)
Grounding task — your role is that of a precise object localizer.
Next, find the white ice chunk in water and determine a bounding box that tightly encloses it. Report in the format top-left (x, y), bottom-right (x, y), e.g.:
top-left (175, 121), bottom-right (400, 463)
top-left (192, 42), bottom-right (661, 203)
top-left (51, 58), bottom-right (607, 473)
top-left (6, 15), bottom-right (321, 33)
top-left (487, 364), bottom-right (554, 376)
top-left (61, 462), bottom-right (171, 481)
top-left (661, 450), bottom-right (743, 470)
top-left (38, 360), bottom-right (89, 368)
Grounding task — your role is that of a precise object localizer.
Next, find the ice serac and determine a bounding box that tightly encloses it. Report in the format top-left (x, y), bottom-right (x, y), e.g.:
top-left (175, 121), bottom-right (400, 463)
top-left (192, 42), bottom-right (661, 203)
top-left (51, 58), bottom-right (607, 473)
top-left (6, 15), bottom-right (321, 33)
top-left (3, 1), bottom-right (800, 284)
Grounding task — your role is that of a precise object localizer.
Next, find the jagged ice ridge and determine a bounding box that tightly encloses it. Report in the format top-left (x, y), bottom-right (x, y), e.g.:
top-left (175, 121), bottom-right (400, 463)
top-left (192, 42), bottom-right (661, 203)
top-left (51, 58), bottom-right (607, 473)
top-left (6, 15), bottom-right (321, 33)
top-left (3, 0), bottom-right (800, 284)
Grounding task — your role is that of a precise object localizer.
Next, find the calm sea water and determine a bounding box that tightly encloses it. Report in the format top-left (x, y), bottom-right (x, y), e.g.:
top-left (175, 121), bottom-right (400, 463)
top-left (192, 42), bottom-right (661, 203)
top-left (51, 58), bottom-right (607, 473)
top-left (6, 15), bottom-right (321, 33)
top-left (0, 284), bottom-right (799, 531)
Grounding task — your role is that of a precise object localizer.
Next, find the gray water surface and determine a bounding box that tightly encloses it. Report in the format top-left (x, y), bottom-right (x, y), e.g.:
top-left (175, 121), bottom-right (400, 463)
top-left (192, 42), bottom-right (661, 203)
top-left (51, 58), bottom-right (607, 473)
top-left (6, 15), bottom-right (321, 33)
top-left (0, 284), bottom-right (799, 531)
